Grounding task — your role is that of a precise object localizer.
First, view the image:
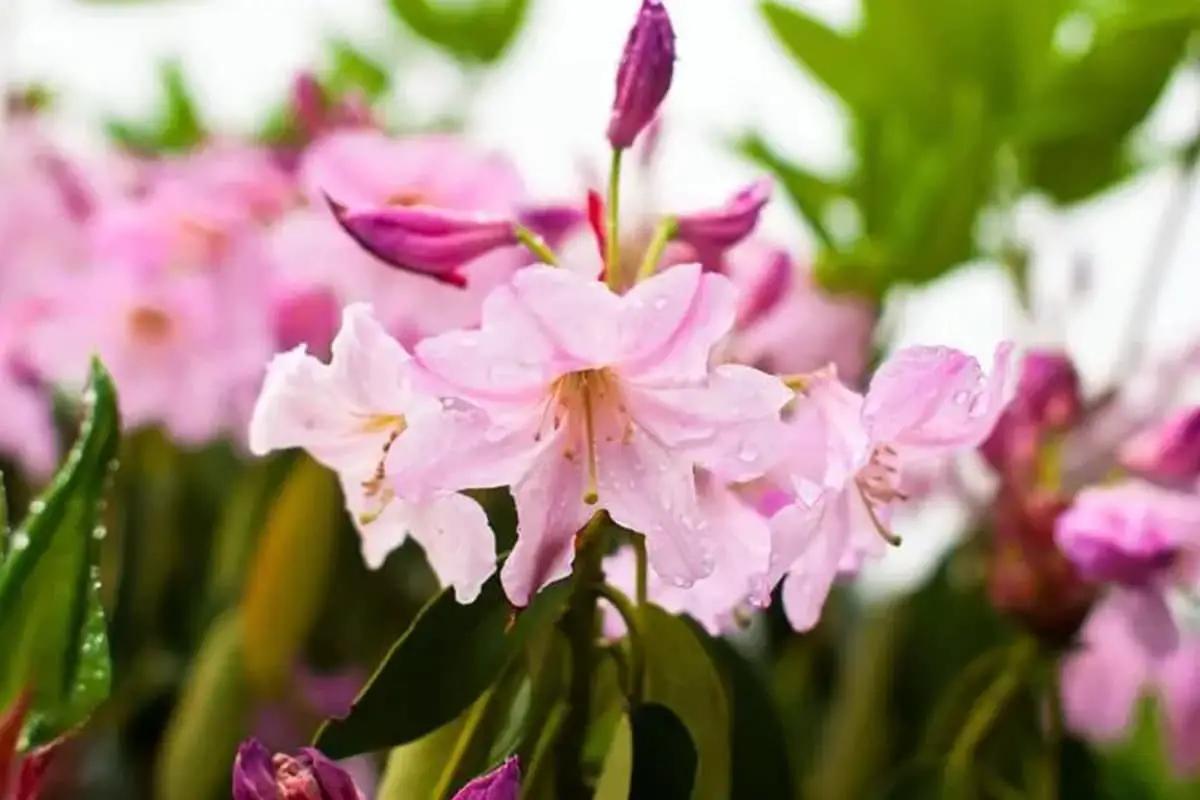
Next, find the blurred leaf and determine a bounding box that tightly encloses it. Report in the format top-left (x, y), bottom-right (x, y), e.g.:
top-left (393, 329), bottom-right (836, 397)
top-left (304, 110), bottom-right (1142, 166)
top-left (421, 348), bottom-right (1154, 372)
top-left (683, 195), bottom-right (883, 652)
top-left (759, 1), bottom-right (876, 109)
top-left (376, 703), bottom-right (473, 799)
top-left (628, 703), bottom-right (697, 799)
top-left (515, 630), bottom-right (568, 768)
top-left (153, 610), bottom-right (249, 800)
top-left (105, 60), bottom-right (206, 154)
top-left (595, 712), bottom-right (632, 800)
top-left (326, 39), bottom-right (391, 100)
top-left (639, 605), bottom-right (730, 800)
top-left (389, 0), bottom-right (531, 65)
top-left (737, 133), bottom-right (843, 251)
top-left (1022, 131), bottom-right (1135, 204)
top-left (704, 637), bottom-right (794, 799)
top-left (0, 358), bottom-right (118, 745)
top-left (315, 576), bottom-right (569, 758)
top-left (241, 455), bottom-right (341, 696)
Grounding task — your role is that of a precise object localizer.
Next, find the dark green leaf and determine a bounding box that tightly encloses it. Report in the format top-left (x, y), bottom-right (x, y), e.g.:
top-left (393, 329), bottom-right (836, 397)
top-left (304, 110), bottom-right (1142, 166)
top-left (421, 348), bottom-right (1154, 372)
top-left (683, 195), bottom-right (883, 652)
top-left (759, 1), bottom-right (877, 109)
top-left (389, 0), bottom-right (531, 65)
top-left (737, 133), bottom-right (843, 251)
top-left (639, 605), bottom-right (730, 799)
top-left (0, 358), bottom-right (119, 744)
top-left (629, 703), bottom-right (696, 800)
top-left (315, 576), bottom-right (569, 758)
top-left (705, 637), bottom-right (794, 799)
top-left (1022, 131), bottom-right (1135, 204)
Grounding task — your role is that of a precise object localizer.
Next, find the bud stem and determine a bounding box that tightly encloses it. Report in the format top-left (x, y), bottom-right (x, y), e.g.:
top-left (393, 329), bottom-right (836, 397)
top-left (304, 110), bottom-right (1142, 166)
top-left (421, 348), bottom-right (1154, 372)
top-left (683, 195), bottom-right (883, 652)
top-left (513, 224), bottom-right (559, 266)
top-left (633, 532), bottom-right (648, 608)
top-left (635, 217), bottom-right (677, 284)
top-left (595, 582), bottom-right (645, 705)
top-left (604, 149), bottom-right (624, 291)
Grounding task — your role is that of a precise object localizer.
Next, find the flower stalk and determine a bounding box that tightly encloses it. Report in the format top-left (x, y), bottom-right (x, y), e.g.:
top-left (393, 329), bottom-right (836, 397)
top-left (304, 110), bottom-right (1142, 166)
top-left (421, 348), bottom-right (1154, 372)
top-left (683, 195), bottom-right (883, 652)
top-left (604, 149), bottom-right (624, 291)
top-left (635, 216), bottom-right (677, 283)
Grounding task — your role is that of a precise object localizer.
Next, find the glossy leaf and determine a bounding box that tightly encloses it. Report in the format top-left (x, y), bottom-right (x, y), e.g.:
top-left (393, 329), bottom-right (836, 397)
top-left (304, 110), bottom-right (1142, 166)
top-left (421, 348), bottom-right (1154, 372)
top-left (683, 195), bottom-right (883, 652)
top-left (388, 0), bottom-right (531, 65)
top-left (241, 455), bottom-right (341, 696)
top-left (315, 577), bottom-right (569, 758)
top-left (0, 358), bottom-right (119, 745)
top-left (639, 605), bottom-right (730, 800)
top-left (705, 636), bottom-right (795, 799)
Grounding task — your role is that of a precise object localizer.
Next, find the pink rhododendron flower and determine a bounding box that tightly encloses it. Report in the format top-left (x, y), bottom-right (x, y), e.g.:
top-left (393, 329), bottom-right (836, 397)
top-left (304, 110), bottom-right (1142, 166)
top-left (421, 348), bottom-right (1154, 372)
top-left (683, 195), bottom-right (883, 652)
top-left (389, 263), bottom-right (790, 605)
top-left (1055, 481), bottom-right (1200, 655)
top-left (603, 472), bottom-right (770, 636)
top-left (1063, 597), bottom-right (1200, 775)
top-left (248, 303), bottom-right (496, 602)
top-left (1121, 406), bottom-right (1200, 488)
top-left (754, 343), bottom-right (1013, 631)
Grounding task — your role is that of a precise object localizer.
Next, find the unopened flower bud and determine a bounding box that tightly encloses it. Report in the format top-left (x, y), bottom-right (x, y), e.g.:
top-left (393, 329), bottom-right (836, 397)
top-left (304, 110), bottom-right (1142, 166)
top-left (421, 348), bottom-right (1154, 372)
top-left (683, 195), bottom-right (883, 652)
top-left (1120, 406), bottom-right (1200, 487)
top-left (607, 0), bottom-right (676, 150)
top-left (735, 247), bottom-right (792, 328)
top-left (452, 756), bottom-right (520, 800)
top-left (675, 178), bottom-right (772, 251)
top-left (328, 198), bottom-right (518, 288)
top-left (291, 73), bottom-right (328, 138)
top-left (516, 204), bottom-right (585, 250)
top-left (980, 349), bottom-right (1082, 475)
top-left (232, 740), bottom-right (365, 800)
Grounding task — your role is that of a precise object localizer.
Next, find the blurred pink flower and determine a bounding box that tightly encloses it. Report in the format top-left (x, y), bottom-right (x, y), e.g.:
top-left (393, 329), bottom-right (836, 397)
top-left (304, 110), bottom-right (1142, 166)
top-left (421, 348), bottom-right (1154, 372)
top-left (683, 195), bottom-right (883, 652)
top-left (249, 304), bottom-right (497, 601)
top-left (755, 344), bottom-right (1013, 631)
top-left (1063, 597), bottom-right (1200, 775)
top-left (390, 263), bottom-right (789, 606)
top-left (721, 241), bottom-right (877, 385)
top-left (1121, 406), bottom-right (1200, 489)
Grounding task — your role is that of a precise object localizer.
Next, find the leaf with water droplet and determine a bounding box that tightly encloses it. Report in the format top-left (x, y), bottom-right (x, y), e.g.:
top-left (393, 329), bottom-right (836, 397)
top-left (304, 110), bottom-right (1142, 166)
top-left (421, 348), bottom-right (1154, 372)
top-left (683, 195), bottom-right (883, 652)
top-left (0, 358), bottom-right (120, 745)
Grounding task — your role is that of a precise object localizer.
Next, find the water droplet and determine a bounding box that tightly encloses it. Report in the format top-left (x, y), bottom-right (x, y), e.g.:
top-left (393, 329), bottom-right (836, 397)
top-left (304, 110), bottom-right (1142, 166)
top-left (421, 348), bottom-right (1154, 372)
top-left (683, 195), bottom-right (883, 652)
top-left (738, 444), bottom-right (758, 463)
top-left (9, 532), bottom-right (29, 551)
top-left (952, 390), bottom-right (970, 405)
top-left (28, 500), bottom-right (45, 515)
top-left (670, 575), bottom-right (692, 589)
top-left (91, 526), bottom-right (107, 541)
top-left (626, 479), bottom-right (637, 490)
top-left (652, 297), bottom-right (668, 310)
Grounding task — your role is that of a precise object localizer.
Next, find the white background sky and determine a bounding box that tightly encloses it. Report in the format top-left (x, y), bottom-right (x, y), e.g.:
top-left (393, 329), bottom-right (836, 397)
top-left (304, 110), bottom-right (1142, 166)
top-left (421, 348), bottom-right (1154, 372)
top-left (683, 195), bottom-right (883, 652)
top-left (7, 0), bottom-right (1200, 592)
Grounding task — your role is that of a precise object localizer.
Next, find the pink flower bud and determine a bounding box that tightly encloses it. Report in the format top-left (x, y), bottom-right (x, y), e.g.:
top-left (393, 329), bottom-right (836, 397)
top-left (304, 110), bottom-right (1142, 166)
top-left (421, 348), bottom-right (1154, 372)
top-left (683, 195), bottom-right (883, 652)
top-left (675, 178), bottom-right (773, 251)
top-left (328, 197), bottom-right (518, 288)
top-left (735, 247), bottom-right (792, 327)
top-left (232, 740), bottom-right (365, 800)
top-left (1121, 406), bottom-right (1200, 487)
top-left (980, 349), bottom-right (1082, 475)
top-left (607, 0), bottom-right (676, 150)
top-left (516, 203), bottom-right (585, 250)
top-left (290, 73), bottom-right (328, 138)
top-left (452, 757), bottom-right (520, 800)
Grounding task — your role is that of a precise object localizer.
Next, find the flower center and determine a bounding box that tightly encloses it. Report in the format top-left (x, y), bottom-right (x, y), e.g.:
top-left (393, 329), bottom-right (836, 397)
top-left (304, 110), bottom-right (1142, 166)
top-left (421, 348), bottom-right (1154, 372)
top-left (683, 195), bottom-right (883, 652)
top-left (176, 217), bottom-right (230, 268)
top-left (854, 444), bottom-right (904, 546)
top-left (540, 368), bottom-right (631, 505)
top-left (127, 305), bottom-right (175, 345)
top-left (357, 414), bottom-right (408, 526)
top-left (384, 190), bottom-right (426, 207)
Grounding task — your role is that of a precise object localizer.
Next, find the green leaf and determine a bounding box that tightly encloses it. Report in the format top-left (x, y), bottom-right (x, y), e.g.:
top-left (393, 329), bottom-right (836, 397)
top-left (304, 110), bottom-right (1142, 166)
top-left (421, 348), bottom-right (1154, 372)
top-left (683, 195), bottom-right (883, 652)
top-left (326, 39), bottom-right (391, 100)
top-left (639, 605), bottom-right (730, 800)
top-left (759, 1), bottom-right (876, 109)
top-left (595, 712), bottom-right (632, 800)
top-left (705, 637), bottom-right (795, 799)
top-left (315, 576), bottom-right (569, 758)
top-left (737, 133), bottom-right (843, 251)
top-left (0, 358), bottom-right (119, 745)
top-left (628, 703), bottom-right (697, 799)
top-left (105, 60), bottom-right (206, 154)
top-left (389, 0), bottom-right (531, 65)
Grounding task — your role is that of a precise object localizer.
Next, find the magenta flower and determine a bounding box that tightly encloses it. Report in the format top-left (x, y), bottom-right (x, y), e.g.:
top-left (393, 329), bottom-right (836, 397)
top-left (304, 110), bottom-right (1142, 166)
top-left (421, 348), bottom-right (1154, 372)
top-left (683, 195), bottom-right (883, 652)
top-left (452, 757), bottom-right (520, 800)
top-left (1062, 599), bottom-right (1200, 776)
top-left (328, 200), bottom-right (518, 288)
top-left (979, 349), bottom-right (1082, 475)
top-left (389, 263), bottom-right (790, 605)
top-left (673, 178), bottom-right (772, 254)
top-left (1121, 406), bottom-right (1200, 487)
top-left (1055, 481), bottom-right (1200, 655)
top-left (249, 304), bottom-right (497, 601)
top-left (232, 740), bottom-right (364, 800)
top-left (603, 472), bottom-right (770, 636)
top-left (755, 344), bottom-right (1013, 630)
top-left (607, 0), bottom-right (676, 150)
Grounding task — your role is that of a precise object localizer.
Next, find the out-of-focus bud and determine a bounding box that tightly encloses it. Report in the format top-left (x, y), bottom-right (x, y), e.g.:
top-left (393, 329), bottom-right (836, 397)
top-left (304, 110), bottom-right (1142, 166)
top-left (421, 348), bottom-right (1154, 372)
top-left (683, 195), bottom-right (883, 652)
top-left (987, 488), bottom-right (1096, 648)
top-left (980, 349), bottom-right (1083, 476)
top-left (607, 0), bottom-right (676, 150)
top-left (451, 757), bottom-right (520, 800)
top-left (270, 284), bottom-right (341, 355)
top-left (734, 247), bottom-right (792, 328)
top-left (328, 198), bottom-right (518, 288)
top-left (232, 740), bottom-right (365, 800)
top-left (1120, 406), bottom-right (1200, 488)
top-left (516, 204), bottom-right (585, 251)
top-left (674, 178), bottom-right (773, 252)
top-left (291, 73), bottom-right (328, 139)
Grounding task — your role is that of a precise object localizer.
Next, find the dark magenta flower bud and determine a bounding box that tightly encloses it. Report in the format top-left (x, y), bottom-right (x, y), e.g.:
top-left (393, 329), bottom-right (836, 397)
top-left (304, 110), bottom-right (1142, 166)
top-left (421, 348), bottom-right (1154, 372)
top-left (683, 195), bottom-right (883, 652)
top-left (607, 0), bottom-right (676, 150)
top-left (452, 757), bottom-right (520, 800)
top-left (980, 349), bottom-right (1083, 475)
top-left (674, 178), bottom-right (773, 251)
top-left (1121, 406), bottom-right (1200, 487)
top-left (516, 204), bottom-right (585, 250)
top-left (328, 197), bottom-right (518, 288)
top-left (232, 740), bottom-right (364, 800)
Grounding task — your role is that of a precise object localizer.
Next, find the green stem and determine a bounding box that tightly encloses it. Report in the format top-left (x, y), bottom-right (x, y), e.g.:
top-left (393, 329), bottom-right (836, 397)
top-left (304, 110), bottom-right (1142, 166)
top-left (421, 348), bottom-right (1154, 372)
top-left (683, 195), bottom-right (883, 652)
top-left (595, 583), bottom-right (645, 705)
top-left (1041, 663), bottom-right (1064, 800)
top-left (944, 639), bottom-right (1036, 797)
top-left (634, 217), bottom-right (677, 283)
top-left (514, 224), bottom-right (559, 266)
top-left (632, 534), bottom-right (648, 608)
top-left (555, 513), bottom-right (608, 799)
top-left (604, 149), bottom-right (624, 291)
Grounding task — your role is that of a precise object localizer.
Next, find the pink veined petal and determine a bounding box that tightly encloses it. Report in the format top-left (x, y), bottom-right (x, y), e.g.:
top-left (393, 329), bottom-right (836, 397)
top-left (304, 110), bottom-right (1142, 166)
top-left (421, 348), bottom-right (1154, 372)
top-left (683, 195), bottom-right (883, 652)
top-left (751, 488), bottom-right (836, 605)
top-left (595, 424), bottom-right (714, 588)
top-left (405, 492), bottom-right (498, 604)
top-left (778, 491), bottom-right (850, 633)
top-left (501, 427), bottom-right (592, 607)
top-left (330, 303), bottom-right (420, 412)
top-left (618, 263), bottom-right (704, 365)
top-left (1113, 586), bottom-right (1180, 658)
top-left (1060, 597), bottom-right (1151, 742)
top-left (864, 342), bottom-right (1014, 455)
top-left (621, 270), bottom-right (738, 385)
top-left (386, 402), bottom-right (545, 501)
top-left (802, 371), bottom-right (870, 480)
top-left (341, 473), bottom-right (412, 571)
top-left (509, 266), bottom-right (623, 366)
top-left (414, 283), bottom-right (561, 407)
top-left (1156, 639), bottom-right (1200, 776)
